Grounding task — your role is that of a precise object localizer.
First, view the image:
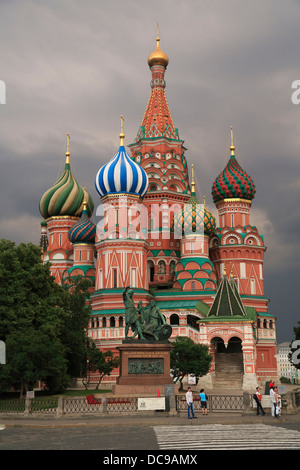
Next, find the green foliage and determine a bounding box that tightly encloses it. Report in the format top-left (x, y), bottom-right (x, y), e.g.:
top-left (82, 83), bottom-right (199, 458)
top-left (0, 239), bottom-right (118, 396)
top-left (0, 240), bottom-right (71, 395)
top-left (170, 336), bottom-right (212, 390)
top-left (84, 341), bottom-right (120, 390)
top-left (62, 277), bottom-right (93, 378)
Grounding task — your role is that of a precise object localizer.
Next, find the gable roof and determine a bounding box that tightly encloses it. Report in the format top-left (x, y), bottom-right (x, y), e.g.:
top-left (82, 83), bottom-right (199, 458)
top-left (207, 276), bottom-right (247, 317)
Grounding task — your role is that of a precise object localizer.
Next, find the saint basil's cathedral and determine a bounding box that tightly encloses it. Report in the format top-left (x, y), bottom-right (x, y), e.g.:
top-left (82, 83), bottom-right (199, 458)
top-left (38, 33), bottom-right (278, 391)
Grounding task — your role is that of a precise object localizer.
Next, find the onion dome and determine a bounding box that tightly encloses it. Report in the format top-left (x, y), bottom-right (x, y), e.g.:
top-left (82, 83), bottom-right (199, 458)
top-left (148, 27), bottom-right (169, 68)
top-left (39, 134), bottom-right (94, 219)
top-left (174, 165), bottom-right (216, 236)
top-left (68, 198), bottom-right (96, 244)
top-left (95, 116), bottom-right (149, 198)
top-left (212, 127), bottom-right (256, 204)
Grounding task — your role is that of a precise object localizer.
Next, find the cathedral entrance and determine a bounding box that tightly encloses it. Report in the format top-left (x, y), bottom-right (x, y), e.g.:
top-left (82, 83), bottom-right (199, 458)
top-left (211, 336), bottom-right (244, 391)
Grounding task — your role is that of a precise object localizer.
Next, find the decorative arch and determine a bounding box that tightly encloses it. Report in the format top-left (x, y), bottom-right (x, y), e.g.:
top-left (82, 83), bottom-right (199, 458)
top-left (170, 313), bottom-right (179, 325)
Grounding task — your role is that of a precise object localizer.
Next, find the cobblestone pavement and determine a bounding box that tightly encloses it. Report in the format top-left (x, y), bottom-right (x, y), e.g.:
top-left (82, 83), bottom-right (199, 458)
top-left (0, 412), bottom-right (300, 452)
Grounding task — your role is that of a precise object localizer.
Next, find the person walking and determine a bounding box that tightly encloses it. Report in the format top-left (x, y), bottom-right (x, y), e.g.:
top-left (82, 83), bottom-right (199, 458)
top-left (254, 387), bottom-right (266, 416)
top-left (270, 385), bottom-right (279, 418)
top-left (200, 389), bottom-right (208, 415)
top-left (185, 387), bottom-right (196, 419)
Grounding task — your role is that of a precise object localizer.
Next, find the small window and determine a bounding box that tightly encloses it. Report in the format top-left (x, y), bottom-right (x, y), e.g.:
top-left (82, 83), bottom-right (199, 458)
top-left (113, 269), bottom-right (117, 288)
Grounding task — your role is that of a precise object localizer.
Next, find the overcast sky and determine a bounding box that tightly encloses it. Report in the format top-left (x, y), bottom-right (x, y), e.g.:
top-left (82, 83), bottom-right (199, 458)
top-left (0, 0), bottom-right (300, 343)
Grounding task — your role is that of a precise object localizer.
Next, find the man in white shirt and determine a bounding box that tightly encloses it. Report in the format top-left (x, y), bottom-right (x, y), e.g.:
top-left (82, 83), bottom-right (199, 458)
top-left (270, 386), bottom-right (279, 418)
top-left (186, 387), bottom-right (196, 419)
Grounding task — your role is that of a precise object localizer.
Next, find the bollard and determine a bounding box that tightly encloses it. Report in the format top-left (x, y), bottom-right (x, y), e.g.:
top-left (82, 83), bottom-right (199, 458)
top-left (286, 392), bottom-right (295, 415)
top-left (102, 394), bottom-right (107, 414)
top-left (168, 393), bottom-right (177, 416)
top-left (57, 396), bottom-right (64, 417)
top-left (242, 392), bottom-right (252, 415)
top-left (24, 397), bottom-right (31, 417)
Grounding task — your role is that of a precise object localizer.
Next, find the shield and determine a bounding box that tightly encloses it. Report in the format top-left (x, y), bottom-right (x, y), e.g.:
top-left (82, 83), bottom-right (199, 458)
top-left (158, 324), bottom-right (172, 341)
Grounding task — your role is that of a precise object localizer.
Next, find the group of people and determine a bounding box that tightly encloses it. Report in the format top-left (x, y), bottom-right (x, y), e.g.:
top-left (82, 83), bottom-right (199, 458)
top-left (186, 380), bottom-right (281, 419)
top-left (254, 381), bottom-right (281, 418)
top-left (185, 387), bottom-right (208, 419)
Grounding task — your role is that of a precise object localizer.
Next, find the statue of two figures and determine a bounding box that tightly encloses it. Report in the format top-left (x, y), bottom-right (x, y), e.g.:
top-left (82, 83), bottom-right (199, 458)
top-left (123, 286), bottom-right (172, 341)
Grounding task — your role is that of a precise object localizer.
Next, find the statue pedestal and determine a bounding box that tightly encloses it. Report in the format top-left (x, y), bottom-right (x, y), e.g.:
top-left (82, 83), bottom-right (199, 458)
top-left (112, 341), bottom-right (174, 396)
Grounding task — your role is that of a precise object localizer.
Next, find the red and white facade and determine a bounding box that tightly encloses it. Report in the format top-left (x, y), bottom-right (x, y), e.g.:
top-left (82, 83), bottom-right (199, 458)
top-left (39, 34), bottom-right (278, 390)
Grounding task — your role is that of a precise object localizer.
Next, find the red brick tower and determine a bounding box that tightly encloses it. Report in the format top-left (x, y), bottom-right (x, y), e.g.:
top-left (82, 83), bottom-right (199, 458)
top-left (210, 127), bottom-right (266, 309)
top-left (128, 31), bottom-right (191, 289)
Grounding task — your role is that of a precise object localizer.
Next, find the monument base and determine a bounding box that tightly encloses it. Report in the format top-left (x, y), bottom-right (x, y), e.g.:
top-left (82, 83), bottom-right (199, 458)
top-left (112, 341), bottom-right (174, 396)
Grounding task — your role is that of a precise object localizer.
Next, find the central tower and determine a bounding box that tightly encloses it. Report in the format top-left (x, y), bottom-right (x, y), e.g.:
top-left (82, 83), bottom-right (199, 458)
top-left (129, 30), bottom-right (191, 288)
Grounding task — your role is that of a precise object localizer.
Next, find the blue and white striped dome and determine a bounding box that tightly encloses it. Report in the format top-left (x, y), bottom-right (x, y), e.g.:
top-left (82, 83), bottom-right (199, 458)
top-left (95, 144), bottom-right (149, 198)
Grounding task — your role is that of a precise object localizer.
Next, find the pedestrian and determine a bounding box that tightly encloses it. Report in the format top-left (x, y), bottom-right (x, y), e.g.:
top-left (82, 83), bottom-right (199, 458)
top-left (269, 380), bottom-right (275, 390)
top-left (200, 389), bottom-right (208, 415)
top-left (185, 387), bottom-right (196, 419)
top-left (270, 385), bottom-right (279, 418)
top-left (277, 389), bottom-right (282, 416)
top-left (254, 387), bottom-right (266, 416)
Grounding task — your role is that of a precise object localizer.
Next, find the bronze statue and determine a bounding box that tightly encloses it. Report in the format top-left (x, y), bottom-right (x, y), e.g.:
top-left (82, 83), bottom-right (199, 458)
top-left (123, 286), bottom-right (145, 340)
top-left (122, 286), bottom-right (172, 341)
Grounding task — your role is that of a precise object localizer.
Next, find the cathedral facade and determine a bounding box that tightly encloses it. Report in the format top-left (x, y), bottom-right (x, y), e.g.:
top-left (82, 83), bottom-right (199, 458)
top-left (39, 34), bottom-right (278, 391)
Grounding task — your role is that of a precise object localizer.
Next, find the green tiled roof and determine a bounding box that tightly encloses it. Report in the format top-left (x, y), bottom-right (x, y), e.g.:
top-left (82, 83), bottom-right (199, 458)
top-left (156, 299), bottom-right (199, 310)
top-left (208, 276), bottom-right (246, 317)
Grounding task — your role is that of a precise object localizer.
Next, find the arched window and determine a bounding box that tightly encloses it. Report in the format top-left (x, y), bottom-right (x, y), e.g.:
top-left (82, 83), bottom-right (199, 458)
top-left (148, 260), bottom-right (155, 282)
top-left (170, 314), bottom-right (179, 325)
top-left (169, 260), bottom-right (176, 275)
top-left (158, 260), bottom-right (166, 274)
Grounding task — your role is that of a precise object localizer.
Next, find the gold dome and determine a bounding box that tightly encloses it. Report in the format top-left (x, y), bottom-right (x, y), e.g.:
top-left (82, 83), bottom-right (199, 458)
top-left (148, 34), bottom-right (169, 68)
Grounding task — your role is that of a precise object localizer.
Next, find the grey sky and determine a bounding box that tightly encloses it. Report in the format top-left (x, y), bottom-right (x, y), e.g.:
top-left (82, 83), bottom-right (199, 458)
top-left (0, 0), bottom-right (299, 342)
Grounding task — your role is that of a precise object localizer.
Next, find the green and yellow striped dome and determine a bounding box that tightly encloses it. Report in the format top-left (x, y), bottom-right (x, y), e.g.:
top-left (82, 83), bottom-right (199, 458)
top-left (174, 194), bottom-right (216, 237)
top-left (39, 135), bottom-right (94, 220)
top-left (173, 165), bottom-right (216, 237)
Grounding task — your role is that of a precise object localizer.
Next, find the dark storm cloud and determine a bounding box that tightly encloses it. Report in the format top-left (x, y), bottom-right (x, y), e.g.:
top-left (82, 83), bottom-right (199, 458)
top-left (0, 0), bottom-right (300, 341)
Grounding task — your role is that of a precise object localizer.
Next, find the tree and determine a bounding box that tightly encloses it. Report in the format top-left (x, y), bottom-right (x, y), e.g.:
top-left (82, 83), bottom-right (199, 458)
top-left (0, 240), bottom-right (71, 396)
top-left (289, 321), bottom-right (300, 371)
top-left (170, 336), bottom-right (212, 390)
top-left (0, 239), bottom-right (119, 395)
top-left (1, 329), bottom-right (69, 397)
top-left (62, 277), bottom-right (93, 379)
top-left (83, 341), bottom-right (120, 389)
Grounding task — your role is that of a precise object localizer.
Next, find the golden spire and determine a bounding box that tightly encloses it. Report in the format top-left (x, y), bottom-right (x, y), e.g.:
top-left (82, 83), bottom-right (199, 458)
top-left (120, 115), bottom-right (125, 146)
top-left (203, 195), bottom-right (206, 207)
top-left (66, 132), bottom-right (70, 164)
top-left (230, 126), bottom-right (235, 156)
top-left (148, 24), bottom-right (169, 68)
top-left (191, 164), bottom-right (196, 193)
top-left (83, 188), bottom-right (87, 211)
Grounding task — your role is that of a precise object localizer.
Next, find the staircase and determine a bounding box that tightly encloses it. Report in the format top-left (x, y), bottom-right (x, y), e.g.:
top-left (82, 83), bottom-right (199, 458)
top-left (212, 353), bottom-right (244, 393)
